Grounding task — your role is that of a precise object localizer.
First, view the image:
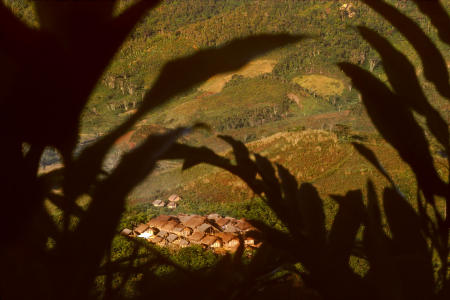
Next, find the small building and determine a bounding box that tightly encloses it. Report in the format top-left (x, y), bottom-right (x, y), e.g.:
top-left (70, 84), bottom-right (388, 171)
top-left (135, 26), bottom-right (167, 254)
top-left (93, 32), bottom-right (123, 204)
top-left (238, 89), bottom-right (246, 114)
top-left (149, 236), bottom-right (163, 244)
top-left (206, 213), bottom-right (221, 220)
top-left (215, 217), bottom-right (231, 229)
top-left (145, 227), bottom-right (158, 236)
top-left (148, 215), bottom-right (175, 228)
top-left (168, 194), bottom-right (181, 202)
top-left (167, 201), bottom-right (177, 209)
top-left (223, 223), bottom-right (239, 233)
top-left (162, 219), bottom-right (180, 232)
top-left (157, 238), bottom-right (168, 247)
top-left (134, 224), bottom-right (149, 235)
top-left (157, 230), bottom-right (169, 239)
top-left (196, 223), bottom-right (216, 234)
top-left (183, 215), bottom-right (208, 229)
top-left (120, 228), bottom-right (132, 237)
top-left (181, 227), bottom-right (193, 237)
top-left (172, 223), bottom-right (185, 234)
top-left (216, 232), bottom-right (240, 248)
top-left (177, 214), bottom-right (191, 223)
top-left (234, 219), bottom-right (256, 232)
top-left (167, 233), bottom-right (178, 243)
top-left (152, 199), bottom-right (165, 207)
top-left (244, 236), bottom-right (256, 246)
top-left (189, 232), bottom-right (205, 245)
top-left (201, 235), bottom-right (222, 248)
top-left (174, 238), bottom-right (190, 248)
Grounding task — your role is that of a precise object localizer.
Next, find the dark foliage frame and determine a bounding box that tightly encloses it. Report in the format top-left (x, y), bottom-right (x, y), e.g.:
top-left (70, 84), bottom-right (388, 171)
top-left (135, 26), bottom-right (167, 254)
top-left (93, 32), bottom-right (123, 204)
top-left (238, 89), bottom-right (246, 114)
top-left (0, 1), bottom-right (448, 299)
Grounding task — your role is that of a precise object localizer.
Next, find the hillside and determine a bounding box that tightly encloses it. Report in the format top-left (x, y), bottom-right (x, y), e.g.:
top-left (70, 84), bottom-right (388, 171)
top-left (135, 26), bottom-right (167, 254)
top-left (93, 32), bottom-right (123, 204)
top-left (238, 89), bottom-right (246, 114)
top-left (75, 0), bottom-right (449, 136)
top-left (7, 0), bottom-right (448, 202)
top-left (18, 0), bottom-right (445, 209)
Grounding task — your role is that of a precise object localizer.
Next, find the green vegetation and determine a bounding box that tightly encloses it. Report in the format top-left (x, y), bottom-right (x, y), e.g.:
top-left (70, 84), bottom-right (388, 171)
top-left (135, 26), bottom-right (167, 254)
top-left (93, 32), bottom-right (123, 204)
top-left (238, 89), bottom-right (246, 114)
top-left (292, 75), bottom-right (345, 97)
top-left (69, 0), bottom-right (449, 137)
top-left (2, 0), bottom-right (449, 299)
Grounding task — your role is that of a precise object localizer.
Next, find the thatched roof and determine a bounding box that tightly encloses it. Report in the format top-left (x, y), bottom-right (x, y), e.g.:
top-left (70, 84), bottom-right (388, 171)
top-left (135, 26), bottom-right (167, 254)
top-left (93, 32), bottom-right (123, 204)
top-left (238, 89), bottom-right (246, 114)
top-left (216, 232), bottom-right (239, 244)
top-left (189, 232), bottom-right (205, 242)
top-left (167, 201), bottom-right (177, 209)
top-left (206, 213), bottom-right (221, 220)
top-left (146, 227), bottom-right (158, 234)
top-left (201, 235), bottom-right (221, 247)
top-left (234, 219), bottom-right (256, 231)
top-left (183, 215), bottom-right (207, 229)
top-left (157, 239), bottom-right (168, 247)
top-left (148, 215), bottom-right (175, 228)
top-left (120, 228), bottom-right (132, 236)
top-left (167, 233), bottom-right (178, 243)
top-left (150, 236), bottom-right (163, 244)
top-left (215, 217), bottom-right (231, 227)
top-left (177, 214), bottom-right (192, 223)
top-left (134, 224), bottom-right (149, 235)
top-left (168, 194), bottom-right (181, 202)
top-left (173, 238), bottom-right (189, 247)
top-left (177, 239), bottom-right (189, 247)
top-left (223, 223), bottom-right (239, 233)
top-left (157, 230), bottom-right (168, 238)
top-left (196, 223), bottom-right (216, 234)
top-left (181, 227), bottom-right (193, 236)
top-left (162, 219), bottom-right (179, 232)
top-left (172, 223), bottom-right (185, 233)
top-left (152, 199), bottom-right (165, 207)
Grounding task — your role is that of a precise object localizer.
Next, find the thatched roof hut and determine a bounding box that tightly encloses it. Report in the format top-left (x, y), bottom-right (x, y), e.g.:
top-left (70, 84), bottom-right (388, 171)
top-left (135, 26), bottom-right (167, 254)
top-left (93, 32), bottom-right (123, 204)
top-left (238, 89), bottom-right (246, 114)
top-left (148, 215), bottom-right (175, 228)
top-left (201, 235), bottom-right (222, 248)
top-left (206, 213), bottom-right (221, 220)
top-left (145, 227), bottom-right (158, 236)
top-left (183, 215), bottom-right (208, 229)
top-left (215, 217), bottom-right (231, 228)
top-left (150, 236), bottom-right (163, 244)
top-left (134, 224), bottom-right (149, 235)
top-left (157, 230), bottom-right (169, 238)
top-left (174, 238), bottom-right (190, 248)
top-left (157, 238), bottom-right (168, 247)
top-left (172, 223), bottom-right (185, 234)
top-left (168, 194), bottom-right (181, 202)
top-left (181, 227), bottom-right (193, 237)
top-left (196, 223), bottom-right (216, 234)
top-left (189, 232), bottom-right (205, 244)
top-left (244, 236), bottom-right (256, 246)
top-left (216, 232), bottom-right (240, 248)
top-left (234, 219), bottom-right (256, 232)
top-left (223, 223), bottom-right (239, 233)
top-left (177, 214), bottom-right (192, 223)
top-left (167, 201), bottom-right (177, 209)
top-left (120, 228), bottom-right (132, 237)
top-left (167, 233), bottom-right (178, 243)
top-left (162, 219), bottom-right (180, 232)
top-left (152, 199), bottom-right (165, 207)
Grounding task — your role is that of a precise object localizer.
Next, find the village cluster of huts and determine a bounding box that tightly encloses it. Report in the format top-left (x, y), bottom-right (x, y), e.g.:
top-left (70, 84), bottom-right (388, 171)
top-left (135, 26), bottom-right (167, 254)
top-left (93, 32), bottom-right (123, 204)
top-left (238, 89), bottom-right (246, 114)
top-left (152, 194), bottom-right (181, 209)
top-left (121, 213), bottom-right (261, 253)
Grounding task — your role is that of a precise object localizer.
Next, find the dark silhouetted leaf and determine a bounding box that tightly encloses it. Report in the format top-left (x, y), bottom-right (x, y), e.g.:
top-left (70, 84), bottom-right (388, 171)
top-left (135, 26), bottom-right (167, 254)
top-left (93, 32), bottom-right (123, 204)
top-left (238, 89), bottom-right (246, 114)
top-left (361, 0), bottom-right (450, 98)
top-left (357, 26), bottom-right (449, 152)
top-left (339, 62), bottom-right (447, 198)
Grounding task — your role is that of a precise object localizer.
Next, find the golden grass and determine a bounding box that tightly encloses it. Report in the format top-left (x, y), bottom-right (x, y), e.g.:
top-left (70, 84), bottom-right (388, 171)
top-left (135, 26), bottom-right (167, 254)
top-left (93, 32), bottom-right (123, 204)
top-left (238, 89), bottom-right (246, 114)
top-left (198, 59), bottom-right (277, 94)
top-left (292, 75), bottom-right (344, 97)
